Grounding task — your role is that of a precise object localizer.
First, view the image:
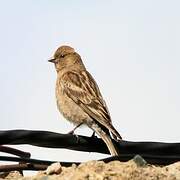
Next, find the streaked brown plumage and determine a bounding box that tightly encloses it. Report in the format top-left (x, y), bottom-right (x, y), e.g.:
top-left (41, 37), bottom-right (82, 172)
top-left (49, 45), bottom-right (122, 155)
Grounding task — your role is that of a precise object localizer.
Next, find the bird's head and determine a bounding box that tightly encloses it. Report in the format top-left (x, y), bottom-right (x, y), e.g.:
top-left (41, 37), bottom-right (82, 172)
top-left (49, 45), bottom-right (84, 72)
top-left (49, 45), bottom-right (75, 63)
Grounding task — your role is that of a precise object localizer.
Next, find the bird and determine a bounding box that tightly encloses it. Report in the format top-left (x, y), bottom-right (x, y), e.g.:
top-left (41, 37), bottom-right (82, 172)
top-left (48, 45), bottom-right (122, 155)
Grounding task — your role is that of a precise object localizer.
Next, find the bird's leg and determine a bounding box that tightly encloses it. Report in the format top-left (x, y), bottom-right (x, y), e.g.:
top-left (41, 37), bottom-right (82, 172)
top-left (68, 123), bottom-right (83, 144)
top-left (68, 123), bottom-right (83, 135)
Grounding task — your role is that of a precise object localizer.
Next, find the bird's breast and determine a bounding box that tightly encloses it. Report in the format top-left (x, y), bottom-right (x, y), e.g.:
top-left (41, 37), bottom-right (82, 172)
top-left (55, 84), bottom-right (88, 124)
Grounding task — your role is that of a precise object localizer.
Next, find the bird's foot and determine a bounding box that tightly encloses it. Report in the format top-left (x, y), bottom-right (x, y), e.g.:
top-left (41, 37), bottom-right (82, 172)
top-left (74, 134), bottom-right (80, 143)
top-left (67, 130), bottom-right (75, 135)
top-left (67, 130), bottom-right (80, 143)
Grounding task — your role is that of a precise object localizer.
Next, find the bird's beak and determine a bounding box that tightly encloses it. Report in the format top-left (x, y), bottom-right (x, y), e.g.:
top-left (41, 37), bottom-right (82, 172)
top-left (48, 57), bottom-right (56, 63)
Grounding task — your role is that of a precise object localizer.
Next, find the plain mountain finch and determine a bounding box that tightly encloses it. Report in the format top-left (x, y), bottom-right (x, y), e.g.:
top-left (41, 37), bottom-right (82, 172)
top-left (49, 45), bottom-right (122, 155)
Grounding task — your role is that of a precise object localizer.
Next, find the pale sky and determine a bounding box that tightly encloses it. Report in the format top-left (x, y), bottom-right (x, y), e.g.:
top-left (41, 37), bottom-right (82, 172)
top-left (0, 0), bottom-right (180, 164)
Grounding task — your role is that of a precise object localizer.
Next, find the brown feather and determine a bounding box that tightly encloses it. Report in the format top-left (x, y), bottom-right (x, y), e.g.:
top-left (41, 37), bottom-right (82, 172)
top-left (60, 70), bottom-right (122, 140)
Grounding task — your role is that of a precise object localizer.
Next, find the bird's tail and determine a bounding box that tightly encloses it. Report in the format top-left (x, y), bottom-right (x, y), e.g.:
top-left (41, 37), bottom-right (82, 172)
top-left (89, 122), bottom-right (119, 156)
top-left (108, 123), bottom-right (122, 141)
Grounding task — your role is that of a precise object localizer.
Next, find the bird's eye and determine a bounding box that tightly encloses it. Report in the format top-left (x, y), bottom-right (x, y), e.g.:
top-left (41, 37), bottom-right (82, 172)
top-left (60, 55), bottom-right (65, 58)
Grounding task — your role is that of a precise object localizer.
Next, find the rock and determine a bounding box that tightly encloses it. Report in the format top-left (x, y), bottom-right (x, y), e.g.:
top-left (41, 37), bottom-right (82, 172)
top-left (45, 162), bottom-right (62, 175)
top-left (0, 171), bottom-right (23, 180)
top-left (133, 155), bottom-right (147, 167)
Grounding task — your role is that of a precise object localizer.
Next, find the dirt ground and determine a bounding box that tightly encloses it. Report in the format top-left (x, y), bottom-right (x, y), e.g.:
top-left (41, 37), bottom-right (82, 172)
top-left (1, 158), bottom-right (180, 180)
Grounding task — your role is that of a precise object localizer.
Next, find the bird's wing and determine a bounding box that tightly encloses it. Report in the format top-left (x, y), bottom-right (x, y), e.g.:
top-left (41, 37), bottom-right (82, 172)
top-left (59, 70), bottom-right (122, 140)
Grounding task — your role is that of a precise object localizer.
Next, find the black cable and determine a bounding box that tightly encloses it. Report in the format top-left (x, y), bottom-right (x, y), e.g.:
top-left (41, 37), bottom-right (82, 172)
top-left (0, 129), bottom-right (180, 165)
top-left (0, 129), bottom-right (109, 153)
